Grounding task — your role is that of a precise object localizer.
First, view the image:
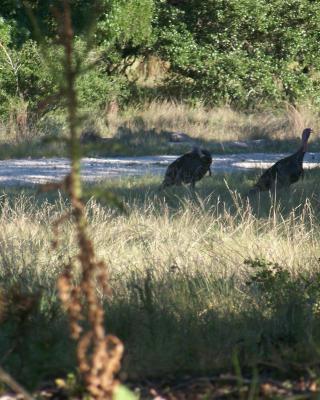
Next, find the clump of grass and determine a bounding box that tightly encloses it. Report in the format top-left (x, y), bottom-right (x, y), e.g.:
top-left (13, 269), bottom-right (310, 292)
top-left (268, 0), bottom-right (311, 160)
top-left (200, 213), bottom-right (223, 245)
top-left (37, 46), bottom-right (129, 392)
top-left (1, 172), bottom-right (320, 384)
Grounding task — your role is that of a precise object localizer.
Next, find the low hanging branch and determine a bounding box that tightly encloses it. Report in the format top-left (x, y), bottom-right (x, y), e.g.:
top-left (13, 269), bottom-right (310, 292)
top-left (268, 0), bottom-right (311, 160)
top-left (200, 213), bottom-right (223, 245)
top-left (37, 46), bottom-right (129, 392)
top-left (52, 2), bottom-right (123, 399)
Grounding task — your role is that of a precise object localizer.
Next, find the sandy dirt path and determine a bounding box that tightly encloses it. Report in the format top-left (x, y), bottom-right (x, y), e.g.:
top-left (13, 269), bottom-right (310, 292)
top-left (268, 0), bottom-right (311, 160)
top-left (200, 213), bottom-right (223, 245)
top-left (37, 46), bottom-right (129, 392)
top-left (0, 153), bottom-right (319, 186)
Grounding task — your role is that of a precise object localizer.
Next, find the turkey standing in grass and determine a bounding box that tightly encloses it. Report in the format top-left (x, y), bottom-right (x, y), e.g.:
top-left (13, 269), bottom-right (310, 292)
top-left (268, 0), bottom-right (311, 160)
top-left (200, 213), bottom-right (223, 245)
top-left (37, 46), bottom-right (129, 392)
top-left (249, 128), bottom-right (312, 194)
top-left (160, 147), bottom-right (212, 189)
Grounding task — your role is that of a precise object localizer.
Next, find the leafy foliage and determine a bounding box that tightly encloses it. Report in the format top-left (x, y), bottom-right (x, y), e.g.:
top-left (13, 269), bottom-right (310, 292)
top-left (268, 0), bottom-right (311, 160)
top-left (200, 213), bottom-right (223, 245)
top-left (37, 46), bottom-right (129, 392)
top-left (1, 0), bottom-right (320, 118)
top-left (155, 0), bottom-right (320, 107)
top-left (0, 0), bottom-right (155, 120)
top-left (245, 257), bottom-right (320, 346)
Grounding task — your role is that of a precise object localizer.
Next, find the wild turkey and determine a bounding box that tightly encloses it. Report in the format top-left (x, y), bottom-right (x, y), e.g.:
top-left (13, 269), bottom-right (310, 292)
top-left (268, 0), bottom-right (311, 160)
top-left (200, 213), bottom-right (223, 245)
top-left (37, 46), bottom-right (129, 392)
top-left (249, 127), bottom-right (312, 193)
top-left (160, 147), bottom-right (212, 189)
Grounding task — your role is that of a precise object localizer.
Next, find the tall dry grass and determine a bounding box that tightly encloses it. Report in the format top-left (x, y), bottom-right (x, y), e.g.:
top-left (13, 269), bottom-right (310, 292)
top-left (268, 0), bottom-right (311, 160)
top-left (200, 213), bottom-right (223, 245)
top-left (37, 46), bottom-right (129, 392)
top-left (1, 100), bottom-right (320, 158)
top-left (1, 184), bottom-right (320, 381)
top-left (0, 191), bottom-right (319, 292)
top-left (106, 101), bottom-right (320, 144)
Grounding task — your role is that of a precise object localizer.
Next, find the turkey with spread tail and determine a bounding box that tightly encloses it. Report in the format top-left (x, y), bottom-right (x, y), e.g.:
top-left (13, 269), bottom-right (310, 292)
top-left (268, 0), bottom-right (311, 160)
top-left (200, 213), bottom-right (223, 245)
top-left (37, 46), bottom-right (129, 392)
top-left (249, 127), bottom-right (312, 194)
top-left (160, 147), bottom-right (212, 189)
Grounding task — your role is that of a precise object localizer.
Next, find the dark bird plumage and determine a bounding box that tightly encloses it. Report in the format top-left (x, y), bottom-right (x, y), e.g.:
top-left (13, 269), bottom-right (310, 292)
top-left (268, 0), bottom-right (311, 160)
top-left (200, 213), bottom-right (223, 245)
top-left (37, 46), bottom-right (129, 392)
top-left (250, 128), bottom-right (312, 194)
top-left (160, 147), bottom-right (212, 189)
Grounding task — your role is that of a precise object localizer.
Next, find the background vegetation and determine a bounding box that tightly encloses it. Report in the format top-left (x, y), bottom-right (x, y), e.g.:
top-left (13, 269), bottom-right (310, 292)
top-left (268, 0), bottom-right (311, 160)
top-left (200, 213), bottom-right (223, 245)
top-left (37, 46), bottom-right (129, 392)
top-left (1, 0), bottom-right (320, 152)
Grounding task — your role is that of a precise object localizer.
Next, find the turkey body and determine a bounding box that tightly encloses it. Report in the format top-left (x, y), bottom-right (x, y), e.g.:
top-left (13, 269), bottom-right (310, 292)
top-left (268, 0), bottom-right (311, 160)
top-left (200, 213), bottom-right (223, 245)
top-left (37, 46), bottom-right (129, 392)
top-left (253, 151), bottom-right (305, 191)
top-left (250, 128), bottom-right (312, 193)
top-left (161, 148), bottom-right (212, 189)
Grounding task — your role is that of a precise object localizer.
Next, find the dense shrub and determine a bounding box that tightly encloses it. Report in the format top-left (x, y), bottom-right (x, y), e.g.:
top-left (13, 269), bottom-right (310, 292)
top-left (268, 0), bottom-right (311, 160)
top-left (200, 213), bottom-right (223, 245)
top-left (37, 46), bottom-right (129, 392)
top-left (155, 0), bottom-right (320, 107)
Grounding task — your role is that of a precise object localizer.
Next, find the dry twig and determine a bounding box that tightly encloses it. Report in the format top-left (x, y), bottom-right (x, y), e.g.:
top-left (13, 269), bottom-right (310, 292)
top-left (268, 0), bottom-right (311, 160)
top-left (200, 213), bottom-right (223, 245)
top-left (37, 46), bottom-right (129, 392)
top-left (53, 2), bottom-right (124, 399)
top-left (0, 365), bottom-right (34, 400)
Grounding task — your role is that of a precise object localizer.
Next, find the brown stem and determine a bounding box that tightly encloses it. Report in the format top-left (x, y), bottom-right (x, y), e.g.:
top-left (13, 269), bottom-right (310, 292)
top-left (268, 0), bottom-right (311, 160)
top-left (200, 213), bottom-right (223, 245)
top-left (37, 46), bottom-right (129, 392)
top-left (59, 2), bottom-right (123, 398)
top-left (0, 365), bottom-right (34, 400)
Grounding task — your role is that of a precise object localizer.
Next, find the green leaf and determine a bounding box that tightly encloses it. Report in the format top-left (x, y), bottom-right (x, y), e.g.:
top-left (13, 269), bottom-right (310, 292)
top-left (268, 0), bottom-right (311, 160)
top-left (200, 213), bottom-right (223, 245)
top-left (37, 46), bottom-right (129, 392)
top-left (113, 384), bottom-right (138, 400)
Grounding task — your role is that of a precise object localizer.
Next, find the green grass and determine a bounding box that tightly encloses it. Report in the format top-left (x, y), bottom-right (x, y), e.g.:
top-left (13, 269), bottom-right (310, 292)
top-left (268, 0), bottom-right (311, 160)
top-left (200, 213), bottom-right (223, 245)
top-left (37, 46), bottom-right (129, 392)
top-left (1, 170), bottom-right (320, 389)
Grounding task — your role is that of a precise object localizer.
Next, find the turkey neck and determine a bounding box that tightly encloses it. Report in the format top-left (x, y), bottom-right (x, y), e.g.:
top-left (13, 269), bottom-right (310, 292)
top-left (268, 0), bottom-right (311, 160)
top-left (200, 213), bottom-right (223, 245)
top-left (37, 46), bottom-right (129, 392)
top-left (293, 139), bottom-right (308, 163)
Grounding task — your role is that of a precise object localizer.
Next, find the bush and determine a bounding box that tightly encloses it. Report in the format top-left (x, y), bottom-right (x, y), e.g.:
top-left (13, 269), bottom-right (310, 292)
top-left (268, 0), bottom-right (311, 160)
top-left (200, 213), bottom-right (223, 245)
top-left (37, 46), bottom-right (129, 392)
top-left (155, 0), bottom-right (320, 107)
top-left (245, 258), bottom-right (320, 345)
